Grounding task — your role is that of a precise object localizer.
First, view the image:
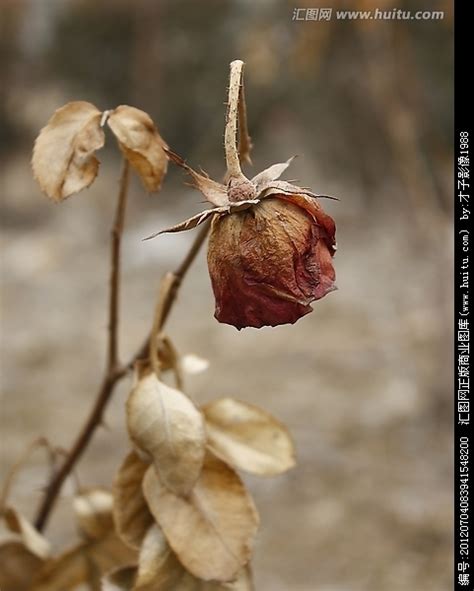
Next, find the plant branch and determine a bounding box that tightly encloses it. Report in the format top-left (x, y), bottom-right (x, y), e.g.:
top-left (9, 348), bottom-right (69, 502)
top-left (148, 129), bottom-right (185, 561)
top-left (34, 161), bottom-right (131, 532)
top-left (224, 60), bottom-right (245, 178)
top-left (34, 211), bottom-right (210, 532)
top-left (148, 219), bottom-right (211, 376)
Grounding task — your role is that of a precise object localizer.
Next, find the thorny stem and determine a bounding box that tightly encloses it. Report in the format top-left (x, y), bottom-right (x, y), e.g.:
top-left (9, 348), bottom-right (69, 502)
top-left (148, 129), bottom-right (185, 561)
top-left (34, 210), bottom-right (211, 532)
top-left (224, 60), bottom-right (245, 178)
top-left (34, 160), bottom-right (130, 531)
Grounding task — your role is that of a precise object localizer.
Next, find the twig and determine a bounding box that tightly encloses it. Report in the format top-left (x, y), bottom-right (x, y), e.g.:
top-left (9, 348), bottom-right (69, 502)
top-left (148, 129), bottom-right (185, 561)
top-left (33, 211), bottom-right (210, 532)
top-left (148, 219), bottom-right (211, 377)
top-left (156, 219), bottom-right (211, 331)
top-left (34, 160), bottom-right (131, 531)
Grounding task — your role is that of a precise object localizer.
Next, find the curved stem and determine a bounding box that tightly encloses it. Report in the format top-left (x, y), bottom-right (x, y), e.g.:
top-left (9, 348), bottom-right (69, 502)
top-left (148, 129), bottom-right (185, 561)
top-left (33, 213), bottom-right (211, 532)
top-left (34, 160), bottom-right (130, 531)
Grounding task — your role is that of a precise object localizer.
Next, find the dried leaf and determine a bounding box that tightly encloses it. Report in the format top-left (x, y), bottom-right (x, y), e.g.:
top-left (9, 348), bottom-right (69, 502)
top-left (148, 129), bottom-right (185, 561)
top-left (142, 454), bottom-right (259, 582)
top-left (259, 180), bottom-right (327, 200)
top-left (32, 101), bottom-right (105, 201)
top-left (165, 150), bottom-right (228, 207)
top-left (144, 196), bottom-right (265, 240)
top-left (181, 354), bottom-right (210, 375)
top-left (113, 451), bottom-right (154, 550)
top-left (250, 157), bottom-right (295, 192)
top-left (134, 524), bottom-right (181, 590)
top-left (144, 208), bottom-right (220, 240)
top-left (3, 507), bottom-right (51, 559)
top-left (32, 543), bottom-right (90, 590)
top-left (32, 533), bottom-right (136, 591)
top-left (107, 106), bottom-right (168, 192)
top-left (134, 525), bottom-right (254, 591)
top-left (203, 398), bottom-right (296, 476)
top-left (126, 374), bottom-right (206, 496)
top-left (0, 539), bottom-right (44, 591)
top-left (102, 565), bottom-right (137, 591)
top-left (73, 488), bottom-right (114, 540)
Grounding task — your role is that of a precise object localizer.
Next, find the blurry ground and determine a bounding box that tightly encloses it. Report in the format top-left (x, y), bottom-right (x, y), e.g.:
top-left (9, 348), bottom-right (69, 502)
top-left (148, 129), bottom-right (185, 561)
top-left (1, 1), bottom-right (453, 590)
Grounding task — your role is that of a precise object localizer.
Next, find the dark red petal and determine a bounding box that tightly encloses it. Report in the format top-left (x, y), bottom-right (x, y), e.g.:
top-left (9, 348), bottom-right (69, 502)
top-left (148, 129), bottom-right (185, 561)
top-left (276, 193), bottom-right (337, 254)
top-left (207, 198), bottom-right (336, 329)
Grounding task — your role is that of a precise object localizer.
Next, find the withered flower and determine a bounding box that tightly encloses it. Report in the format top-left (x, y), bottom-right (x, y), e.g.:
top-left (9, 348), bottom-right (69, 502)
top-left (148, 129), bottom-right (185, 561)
top-left (146, 60), bottom-right (337, 329)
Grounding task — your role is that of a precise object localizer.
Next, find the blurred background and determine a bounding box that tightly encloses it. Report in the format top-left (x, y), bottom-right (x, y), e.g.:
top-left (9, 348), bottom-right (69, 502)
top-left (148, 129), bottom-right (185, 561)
top-left (0, 0), bottom-right (453, 590)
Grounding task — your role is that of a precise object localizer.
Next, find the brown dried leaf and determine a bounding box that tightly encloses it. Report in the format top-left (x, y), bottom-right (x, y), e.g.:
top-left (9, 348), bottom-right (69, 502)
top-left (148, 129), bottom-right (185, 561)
top-left (165, 149), bottom-right (228, 207)
top-left (107, 106), bottom-right (168, 192)
top-left (142, 454), bottom-right (259, 582)
top-left (203, 398), bottom-right (296, 476)
top-left (144, 208), bottom-right (220, 240)
top-left (127, 374), bottom-right (206, 496)
top-left (259, 180), bottom-right (329, 200)
top-left (31, 543), bottom-right (89, 590)
top-left (0, 539), bottom-right (44, 591)
top-left (91, 533), bottom-right (137, 575)
top-left (73, 488), bottom-right (114, 540)
top-left (134, 524), bottom-right (254, 591)
top-left (3, 507), bottom-right (51, 559)
top-left (134, 524), bottom-right (181, 590)
top-left (32, 533), bottom-right (136, 591)
top-left (113, 451), bottom-right (154, 550)
top-left (250, 157), bottom-right (295, 192)
top-left (102, 565), bottom-right (137, 591)
top-left (32, 101), bottom-right (105, 202)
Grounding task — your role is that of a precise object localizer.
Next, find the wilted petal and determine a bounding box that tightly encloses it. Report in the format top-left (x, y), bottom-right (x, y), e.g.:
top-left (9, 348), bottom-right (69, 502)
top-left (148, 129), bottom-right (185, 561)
top-left (276, 192), bottom-right (337, 254)
top-left (207, 197), bottom-right (336, 329)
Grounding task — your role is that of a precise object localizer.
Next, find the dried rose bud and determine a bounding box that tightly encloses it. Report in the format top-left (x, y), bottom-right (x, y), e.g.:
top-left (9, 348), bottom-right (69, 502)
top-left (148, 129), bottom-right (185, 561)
top-left (207, 194), bottom-right (336, 329)
top-left (145, 151), bottom-right (337, 330)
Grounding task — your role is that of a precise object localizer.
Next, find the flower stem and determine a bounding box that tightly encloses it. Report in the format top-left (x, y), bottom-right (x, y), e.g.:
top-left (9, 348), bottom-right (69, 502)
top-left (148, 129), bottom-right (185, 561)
top-left (225, 60), bottom-right (245, 178)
